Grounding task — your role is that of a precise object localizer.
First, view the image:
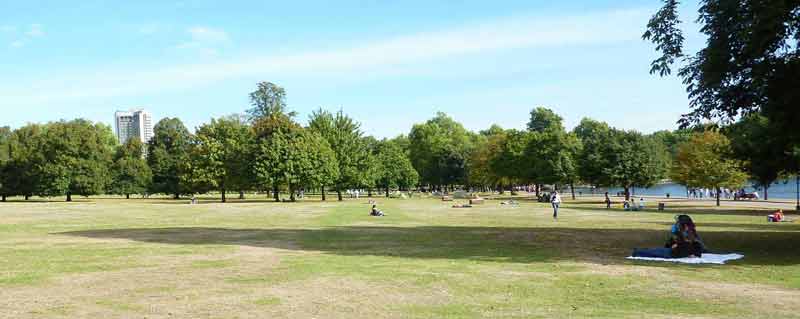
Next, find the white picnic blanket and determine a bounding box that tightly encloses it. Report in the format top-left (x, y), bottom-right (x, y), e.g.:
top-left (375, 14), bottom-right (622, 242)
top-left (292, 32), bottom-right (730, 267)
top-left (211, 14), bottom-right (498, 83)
top-left (627, 253), bottom-right (744, 265)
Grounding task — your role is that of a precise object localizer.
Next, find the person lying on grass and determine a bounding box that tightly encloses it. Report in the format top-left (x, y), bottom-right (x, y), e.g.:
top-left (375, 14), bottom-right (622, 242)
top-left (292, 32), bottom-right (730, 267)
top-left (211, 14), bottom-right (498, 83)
top-left (633, 222), bottom-right (703, 259)
top-left (370, 205), bottom-right (385, 216)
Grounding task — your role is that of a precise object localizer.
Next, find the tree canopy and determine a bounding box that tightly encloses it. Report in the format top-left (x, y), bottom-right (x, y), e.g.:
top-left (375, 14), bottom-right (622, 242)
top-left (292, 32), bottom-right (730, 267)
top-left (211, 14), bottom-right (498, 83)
top-left (147, 118), bottom-right (193, 199)
top-left (603, 130), bottom-right (670, 200)
top-left (247, 81), bottom-right (295, 121)
top-left (644, 0), bottom-right (800, 149)
top-left (408, 112), bottom-right (474, 189)
top-left (31, 120), bottom-right (116, 201)
top-left (191, 115), bottom-right (254, 202)
top-left (109, 138), bottom-right (152, 199)
top-left (725, 114), bottom-right (787, 199)
top-left (672, 130), bottom-right (748, 206)
top-left (308, 109), bottom-right (371, 200)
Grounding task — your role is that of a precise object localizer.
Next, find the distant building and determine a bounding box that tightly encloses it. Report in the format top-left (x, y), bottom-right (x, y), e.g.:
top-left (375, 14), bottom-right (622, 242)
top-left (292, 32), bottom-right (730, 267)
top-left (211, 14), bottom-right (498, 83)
top-left (114, 109), bottom-right (154, 145)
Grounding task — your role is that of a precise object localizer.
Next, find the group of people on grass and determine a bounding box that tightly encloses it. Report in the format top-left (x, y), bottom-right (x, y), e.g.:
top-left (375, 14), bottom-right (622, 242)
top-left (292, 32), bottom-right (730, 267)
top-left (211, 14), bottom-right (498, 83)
top-left (602, 192), bottom-right (647, 211)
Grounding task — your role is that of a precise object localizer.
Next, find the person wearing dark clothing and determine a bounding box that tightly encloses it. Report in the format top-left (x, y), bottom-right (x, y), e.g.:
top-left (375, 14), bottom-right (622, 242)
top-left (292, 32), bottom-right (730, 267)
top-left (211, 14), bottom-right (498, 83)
top-left (633, 223), bottom-right (703, 258)
top-left (370, 205), bottom-right (385, 217)
top-left (604, 192), bottom-right (611, 209)
top-left (665, 214), bottom-right (707, 253)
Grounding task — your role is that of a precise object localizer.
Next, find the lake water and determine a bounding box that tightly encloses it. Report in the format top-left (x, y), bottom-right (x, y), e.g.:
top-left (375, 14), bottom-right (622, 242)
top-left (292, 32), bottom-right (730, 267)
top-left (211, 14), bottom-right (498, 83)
top-left (574, 177), bottom-right (800, 200)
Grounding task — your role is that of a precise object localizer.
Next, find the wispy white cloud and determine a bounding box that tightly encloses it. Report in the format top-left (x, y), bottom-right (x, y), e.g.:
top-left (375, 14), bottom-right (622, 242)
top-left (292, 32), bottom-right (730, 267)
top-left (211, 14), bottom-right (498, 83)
top-left (2, 8), bottom-right (651, 105)
top-left (25, 24), bottom-right (44, 37)
top-left (9, 40), bottom-right (24, 48)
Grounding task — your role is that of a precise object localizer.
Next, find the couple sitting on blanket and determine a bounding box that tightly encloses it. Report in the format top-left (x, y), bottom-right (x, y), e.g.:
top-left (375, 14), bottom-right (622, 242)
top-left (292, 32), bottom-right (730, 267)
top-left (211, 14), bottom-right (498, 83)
top-left (632, 214), bottom-right (706, 259)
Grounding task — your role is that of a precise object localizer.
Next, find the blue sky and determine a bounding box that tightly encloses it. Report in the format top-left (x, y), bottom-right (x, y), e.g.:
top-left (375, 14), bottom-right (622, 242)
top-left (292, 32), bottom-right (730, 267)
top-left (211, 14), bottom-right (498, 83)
top-left (0, 0), bottom-right (703, 137)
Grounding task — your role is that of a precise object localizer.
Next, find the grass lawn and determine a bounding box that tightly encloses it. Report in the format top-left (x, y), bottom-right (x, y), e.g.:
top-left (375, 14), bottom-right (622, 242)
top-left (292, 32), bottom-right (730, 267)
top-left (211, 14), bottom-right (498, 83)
top-left (1, 195), bottom-right (799, 318)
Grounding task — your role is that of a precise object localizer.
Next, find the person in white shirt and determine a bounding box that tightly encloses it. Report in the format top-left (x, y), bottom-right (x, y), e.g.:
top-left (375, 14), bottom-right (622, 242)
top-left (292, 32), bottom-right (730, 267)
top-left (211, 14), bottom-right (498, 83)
top-left (550, 191), bottom-right (562, 220)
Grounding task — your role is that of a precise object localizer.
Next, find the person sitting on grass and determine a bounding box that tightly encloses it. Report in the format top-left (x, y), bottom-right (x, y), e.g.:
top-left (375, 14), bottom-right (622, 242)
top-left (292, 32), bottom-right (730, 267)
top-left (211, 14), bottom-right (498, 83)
top-left (633, 222), bottom-right (703, 259)
top-left (665, 214), bottom-right (707, 253)
top-left (767, 209), bottom-right (784, 222)
top-left (370, 205), bottom-right (385, 216)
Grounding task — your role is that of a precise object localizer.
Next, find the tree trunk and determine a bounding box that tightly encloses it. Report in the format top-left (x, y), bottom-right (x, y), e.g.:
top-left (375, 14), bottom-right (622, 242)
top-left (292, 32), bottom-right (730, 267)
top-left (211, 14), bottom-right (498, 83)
top-left (273, 183), bottom-right (280, 202)
top-left (221, 188), bottom-right (227, 203)
top-left (126, 194), bottom-right (130, 199)
top-left (321, 186), bottom-right (326, 201)
top-left (1, 194), bottom-right (5, 202)
top-left (289, 185), bottom-right (296, 202)
top-left (716, 187), bottom-right (721, 206)
top-left (536, 184), bottom-right (541, 197)
top-left (337, 189), bottom-right (343, 201)
top-left (368, 188), bottom-right (372, 197)
top-left (24, 195), bottom-right (29, 200)
top-left (174, 193), bottom-right (180, 199)
top-left (624, 186), bottom-right (630, 201)
top-left (239, 190), bottom-right (245, 199)
top-left (764, 185), bottom-right (769, 200)
top-left (570, 182), bottom-right (576, 200)
top-left (66, 192), bottom-right (72, 202)
top-left (386, 185), bottom-right (390, 197)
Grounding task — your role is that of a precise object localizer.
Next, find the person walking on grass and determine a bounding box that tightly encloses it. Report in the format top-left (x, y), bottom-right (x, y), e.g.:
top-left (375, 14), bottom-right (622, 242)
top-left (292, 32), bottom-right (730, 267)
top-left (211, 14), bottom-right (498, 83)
top-left (551, 191), bottom-right (562, 220)
top-left (604, 192), bottom-right (612, 209)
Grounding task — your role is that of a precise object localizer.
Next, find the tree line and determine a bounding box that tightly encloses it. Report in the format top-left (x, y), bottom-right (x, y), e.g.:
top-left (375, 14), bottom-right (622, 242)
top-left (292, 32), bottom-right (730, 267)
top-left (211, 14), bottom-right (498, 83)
top-left (0, 82), bottom-right (795, 204)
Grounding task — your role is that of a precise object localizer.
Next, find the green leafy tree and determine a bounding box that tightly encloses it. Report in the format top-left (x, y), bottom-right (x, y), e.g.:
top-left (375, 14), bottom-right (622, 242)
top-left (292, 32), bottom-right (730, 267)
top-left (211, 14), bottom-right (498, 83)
top-left (247, 81), bottom-right (296, 121)
top-left (573, 118), bottom-right (615, 189)
top-left (361, 136), bottom-right (383, 197)
top-left (109, 138), bottom-right (152, 199)
top-left (192, 115), bottom-right (255, 202)
top-left (308, 109), bottom-right (370, 200)
top-left (528, 131), bottom-right (582, 198)
top-left (253, 117), bottom-right (338, 202)
top-left (147, 118), bottom-right (193, 199)
top-left (725, 114), bottom-right (788, 200)
top-left (527, 107), bottom-right (564, 133)
top-left (650, 129), bottom-right (692, 160)
top-left (374, 139), bottom-right (419, 196)
top-left (672, 131), bottom-right (748, 206)
top-left (468, 131), bottom-right (504, 190)
top-left (0, 124), bottom-right (46, 200)
top-left (36, 120), bottom-right (116, 201)
top-left (644, 0), bottom-right (800, 147)
top-left (604, 130), bottom-right (670, 200)
top-left (491, 129), bottom-right (531, 192)
top-left (252, 112), bottom-right (301, 201)
top-left (408, 112), bottom-right (473, 190)
top-left (0, 126), bottom-right (11, 201)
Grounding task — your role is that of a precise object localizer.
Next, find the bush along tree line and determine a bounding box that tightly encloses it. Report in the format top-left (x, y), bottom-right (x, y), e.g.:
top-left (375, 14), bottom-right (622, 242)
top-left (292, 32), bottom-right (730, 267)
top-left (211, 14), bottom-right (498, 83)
top-left (0, 81), bottom-right (796, 203)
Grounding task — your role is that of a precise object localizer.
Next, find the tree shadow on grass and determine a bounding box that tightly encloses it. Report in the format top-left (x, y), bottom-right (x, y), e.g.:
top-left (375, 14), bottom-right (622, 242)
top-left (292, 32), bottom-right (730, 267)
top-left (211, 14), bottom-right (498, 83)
top-left (567, 205), bottom-right (777, 217)
top-left (57, 226), bottom-right (800, 266)
top-left (641, 221), bottom-right (800, 232)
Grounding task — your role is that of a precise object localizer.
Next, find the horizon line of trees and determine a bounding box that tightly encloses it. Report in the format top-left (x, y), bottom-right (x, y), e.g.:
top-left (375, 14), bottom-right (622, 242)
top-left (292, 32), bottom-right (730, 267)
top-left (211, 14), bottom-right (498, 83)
top-left (0, 82), bottom-right (796, 205)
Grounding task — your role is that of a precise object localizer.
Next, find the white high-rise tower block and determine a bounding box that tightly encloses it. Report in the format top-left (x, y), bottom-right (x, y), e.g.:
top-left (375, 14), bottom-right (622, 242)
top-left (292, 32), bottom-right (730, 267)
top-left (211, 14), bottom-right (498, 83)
top-left (114, 109), bottom-right (154, 145)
